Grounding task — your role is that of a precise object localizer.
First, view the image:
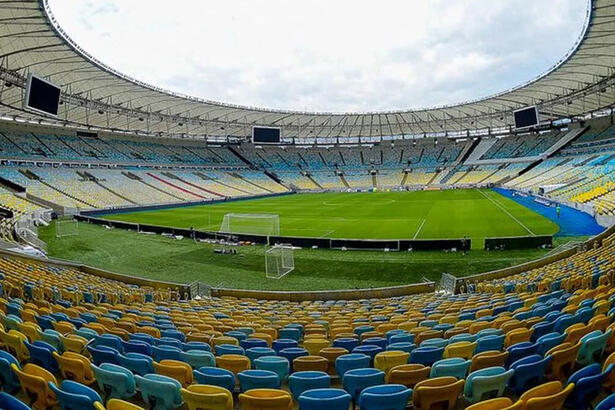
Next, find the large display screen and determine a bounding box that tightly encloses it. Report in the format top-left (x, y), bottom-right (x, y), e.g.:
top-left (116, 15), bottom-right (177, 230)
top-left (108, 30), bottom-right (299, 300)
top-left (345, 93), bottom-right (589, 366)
top-left (24, 74), bottom-right (61, 116)
top-left (513, 106), bottom-right (539, 129)
top-left (253, 127), bottom-right (281, 144)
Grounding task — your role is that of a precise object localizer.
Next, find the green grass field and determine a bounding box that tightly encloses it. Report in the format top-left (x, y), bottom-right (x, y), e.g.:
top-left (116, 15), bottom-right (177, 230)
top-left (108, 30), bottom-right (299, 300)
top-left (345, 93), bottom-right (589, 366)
top-left (101, 189), bottom-right (559, 248)
top-left (37, 189), bottom-right (571, 291)
top-left (40, 222), bottom-right (581, 291)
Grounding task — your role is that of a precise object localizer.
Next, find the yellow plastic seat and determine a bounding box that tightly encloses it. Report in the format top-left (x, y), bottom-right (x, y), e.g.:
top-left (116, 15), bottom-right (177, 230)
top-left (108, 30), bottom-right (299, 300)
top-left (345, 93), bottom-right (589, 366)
top-left (153, 359), bottom-right (193, 387)
top-left (53, 351), bottom-right (96, 385)
top-left (603, 351), bottom-right (615, 392)
top-left (60, 334), bottom-right (88, 354)
top-left (293, 355), bottom-right (329, 373)
top-left (52, 320), bottom-right (76, 335)
top-left (545, 342), bottom-right (582, 382)
top-left (443, 341), bottom-right (477, 360)
top-left (412, 376), bottom-right (465, 410)
top-left (504, 327), bottom-right (533, 347)
top-left (319, 347), bottom-right (348, 375)
top-left (470, 350), bottom-right (509, 372)
top-left (17, 322), bottom-right (42, 342)
top-left (518, 381), bottom-right (574, 410)
top-left (373, 350), bottom-right (410, 374)
top-left (106, 398), bottom-right (145, 409)
top-left (11, 363), bottom-right (58, 410)
top-left (466, 397), bottom-right (520, 410)
top-left (385, 364), bottom-right (430, 388)
top-left (303, 338), bottom-right (330, 355)
top-left (239, 388), bottom-right (292, 410)
top-left (564, 323), bottom-right (592, 345)
top-left (181, 384), bottom-right (233, 410)
top-left (212, 336), bottom-right (239, 347)
top-left (216, 354), bottom-right (251, 375)
top-left (1, 329), bottom-right (29, 361)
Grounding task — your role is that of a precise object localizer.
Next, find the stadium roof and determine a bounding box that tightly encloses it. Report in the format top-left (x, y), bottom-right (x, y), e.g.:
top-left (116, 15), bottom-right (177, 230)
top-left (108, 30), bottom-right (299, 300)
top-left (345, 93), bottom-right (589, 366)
top-left (0, 0), bottom-right (614, 141)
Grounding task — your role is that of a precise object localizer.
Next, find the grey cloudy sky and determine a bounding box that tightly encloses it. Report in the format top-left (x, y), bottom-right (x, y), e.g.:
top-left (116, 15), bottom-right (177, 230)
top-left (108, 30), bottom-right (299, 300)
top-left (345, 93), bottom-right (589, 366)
top-left (49, 0), bottom-right (588, 113)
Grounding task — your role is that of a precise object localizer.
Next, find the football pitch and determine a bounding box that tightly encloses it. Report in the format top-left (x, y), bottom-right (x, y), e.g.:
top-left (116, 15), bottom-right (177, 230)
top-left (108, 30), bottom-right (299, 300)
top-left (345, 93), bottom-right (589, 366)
top-left (101, 189), bottom-right (559, 247)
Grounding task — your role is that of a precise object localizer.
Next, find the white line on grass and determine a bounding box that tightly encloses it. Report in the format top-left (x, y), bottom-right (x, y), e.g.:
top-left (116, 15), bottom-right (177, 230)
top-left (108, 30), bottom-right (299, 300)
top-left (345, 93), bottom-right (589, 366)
top-left (476, 189), bottom-right (535, 235)
top-left (319, 230), bottom-right (336, 238)
top-left (413, 219), bottom-right (426, 239)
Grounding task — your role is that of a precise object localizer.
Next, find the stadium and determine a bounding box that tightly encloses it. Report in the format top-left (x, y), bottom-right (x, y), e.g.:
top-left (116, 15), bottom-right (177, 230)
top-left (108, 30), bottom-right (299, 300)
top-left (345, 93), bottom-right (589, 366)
top-left (0, 0), bottom-right (614, 408)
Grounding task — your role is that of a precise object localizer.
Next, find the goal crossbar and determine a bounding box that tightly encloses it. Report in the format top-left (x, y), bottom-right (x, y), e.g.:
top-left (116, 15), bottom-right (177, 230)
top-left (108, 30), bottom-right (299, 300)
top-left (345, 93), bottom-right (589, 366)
top-left (219, 213), bottom-right (280, 237)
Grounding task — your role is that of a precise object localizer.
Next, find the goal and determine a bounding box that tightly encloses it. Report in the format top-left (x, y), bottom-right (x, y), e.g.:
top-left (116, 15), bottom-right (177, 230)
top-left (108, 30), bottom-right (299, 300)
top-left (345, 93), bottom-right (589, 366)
top-left (55, 218), bottom-right (79, 238)
top-left (265, 244), bottom-right (295, 279)
top-left (219, 213), bottom-right (280, 237)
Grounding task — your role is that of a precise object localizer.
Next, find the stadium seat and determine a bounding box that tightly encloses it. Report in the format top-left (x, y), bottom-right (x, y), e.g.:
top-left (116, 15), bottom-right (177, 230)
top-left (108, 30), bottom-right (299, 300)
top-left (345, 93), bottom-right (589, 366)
top-left (238, 369), bottom-right (281, 392)
top-left (48, 380), bottom-right (103, 410)
top-left (91, 363), bottom-right (137, 400)
top-left (238, 388), bottom-right (292, 410)
top-left (180, 384), bottom-right (233, 410)
top-left (464, 366), bottom-right (514, 403)
top-left (298, 388), bottom-right (352, 410)
top-left (412, 376), bottom-right (464, 410)
top-left (193, 367), bottom-right (236, 392)
top-left (357, 384), bottom-right (413, 410)
top-left (430, 357), bottom-right (471, 379)
top-left (135, 373), bottom-right (183, 410)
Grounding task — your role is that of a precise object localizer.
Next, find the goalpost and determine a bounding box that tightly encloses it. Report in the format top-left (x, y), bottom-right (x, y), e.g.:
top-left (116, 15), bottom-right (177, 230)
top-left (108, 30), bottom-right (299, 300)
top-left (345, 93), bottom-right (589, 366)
top-left (55, 218), bottom-right (79, 238)
top-left (265, 244), bottom-right (295, 279)
top-left (219, 213), bottom-right (280, 237)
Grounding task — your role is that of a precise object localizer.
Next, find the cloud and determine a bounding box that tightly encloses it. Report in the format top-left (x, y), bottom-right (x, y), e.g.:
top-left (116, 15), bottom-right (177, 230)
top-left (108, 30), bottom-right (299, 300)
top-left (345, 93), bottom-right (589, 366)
top-left (49, 0), bottom-right (588, 112)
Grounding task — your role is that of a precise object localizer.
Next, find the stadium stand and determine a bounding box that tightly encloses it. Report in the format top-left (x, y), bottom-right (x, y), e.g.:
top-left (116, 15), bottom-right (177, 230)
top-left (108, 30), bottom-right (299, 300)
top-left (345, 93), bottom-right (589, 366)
top-left (0, 226), bottom-right (612, 409)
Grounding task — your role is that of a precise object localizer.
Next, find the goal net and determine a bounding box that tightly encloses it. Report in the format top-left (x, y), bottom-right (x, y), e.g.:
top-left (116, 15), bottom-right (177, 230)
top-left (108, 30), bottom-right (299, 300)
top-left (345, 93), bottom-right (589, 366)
top-left (55, 218), bottom-right (79, 238)
top-left (219, 213), bottom-right (280, 237)
top-left (265, 245), bottom-right (295, 279)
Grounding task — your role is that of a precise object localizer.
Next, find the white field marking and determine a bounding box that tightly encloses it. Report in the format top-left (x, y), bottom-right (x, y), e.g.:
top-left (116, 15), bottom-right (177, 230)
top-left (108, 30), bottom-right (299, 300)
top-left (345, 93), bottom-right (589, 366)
top-left (413, 219), bottom-right (427, 239)
top-left (318, 229), bottom-right (336, 238)
top-left (476, 189), bottom-right (535, 235)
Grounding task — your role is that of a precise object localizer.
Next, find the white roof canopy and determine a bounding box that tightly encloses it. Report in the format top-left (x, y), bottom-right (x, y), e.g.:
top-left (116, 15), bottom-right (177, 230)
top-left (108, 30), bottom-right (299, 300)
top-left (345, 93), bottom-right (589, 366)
top-left (0, 0), bottom-right (614, 141)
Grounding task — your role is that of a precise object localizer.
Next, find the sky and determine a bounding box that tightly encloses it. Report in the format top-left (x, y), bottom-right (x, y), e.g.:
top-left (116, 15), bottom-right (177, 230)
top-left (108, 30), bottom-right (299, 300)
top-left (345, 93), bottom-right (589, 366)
top-left (49, 0), bottom-right (588, 113)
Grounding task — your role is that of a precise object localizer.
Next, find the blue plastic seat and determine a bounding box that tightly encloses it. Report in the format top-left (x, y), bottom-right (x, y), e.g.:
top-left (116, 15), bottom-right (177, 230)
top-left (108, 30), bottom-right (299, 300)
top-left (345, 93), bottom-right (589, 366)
top-left (362, 337), bottom-right (387, 349)
top-left (121, 340), bottom-right (151, 356)
top-left (333, 338), bottom-right (360, 351)
top-left (225, 330), bottom-right (248, 343)
top-left (24, 340), bottom-right (58, 373)
top-left (86, 345), bottom-right (120, 366)
top-left (0, 392), bottom-right (29, 410)
top-left (388, 333), bottom-right (414, 345)
top-left (385, 330), bottom-right (408, 343)
top-left (358, 384), bottom-right (412, 410)
top-left (272, 338), bottom-right (299, 353)
top-left (554, 313), bottom-right (577, 334)
top-left (135, 373), bottom-right (183, 410)
top-left (48, 380), bottom-right (103, 410)
top-left (289, 371), bottom-right (331, 400)
top-left (215, 344), bottom-right (245, 356)
top-left (419, 338), bottom-right (448, 349)
top-left (161, 329), bottom-right (185, 343)
top-left (567, 363), bottom-right (614, 410)
top-left (464, 366), bottom-right (514, 403)
top-left (36, 315), bottom-right (56, 331)
top-left (386, 342), bottom-right (416, 353)
top-left (430, 358), bottom-right (471, 379)
top-left (131, 333), bottom-right (155, 345)
top-left (182, 341), bottom-right (211, 352)
top-left (342, 368), bottom-right (385, 402)
top-left (578, 330), bottom-right (611, 366)
top-left (180, 350), bottom-right (215, 369)
top-left (531, 321), bottom-right (555, 342)
top-left (279, 327), bottom-right (301, 341)
top-left (449, 333), bottom-right (477, 344)
top-left (74, 328), bottom-right (98, 341)
top-left (39, 329), bottom-right (63, 353)
top-left (246, 347), bottom-right (276, 365)
top-left (508, 354), bottom-right (552, 395)
top-left (240, 338), bottom-right (268, 350)
top-left (193, 366), bottom-right (235, 392)
top-left (352, 345), bottom-right (384, 363)
top-left (155, 337), bottom-right (183, 350)
top-left (95, 334), bottom-right (124, 353)
top-left (278, 347), bottom-right (309, 370)
top-left (335, 353), bottom-right (371, 379)
top-left (575, 307), bottom-right (596, 325)
top-left (536, 332), bottom-right (567, 356)
top-left (0, 350), bottom-right (20, 394)
top-left (254, 356), bottom-right (290, 382)
top-left (117, 352), bottom-right (154, 376)
top-left (152, 345), bottom-right (182, 362)
top-left (91, 363), bottom-right (136, 400)
top-left (506, 342), bottom-right (538, 367)
top-left (475, 335), bottom-right (505, 354)
top-left (409, 346), bottom-right (444, 366)
top-left (354, 325), bottom-right (374, 338)
top-left (596, 392), bottom-right (615, 410)
top-left (237, 369), bottom-right (281, 392)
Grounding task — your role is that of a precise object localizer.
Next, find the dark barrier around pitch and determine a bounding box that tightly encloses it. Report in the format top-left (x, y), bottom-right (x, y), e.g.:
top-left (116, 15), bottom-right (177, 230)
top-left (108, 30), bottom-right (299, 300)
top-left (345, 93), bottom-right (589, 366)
top-left (484, 235), bottom-right (553, 250)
